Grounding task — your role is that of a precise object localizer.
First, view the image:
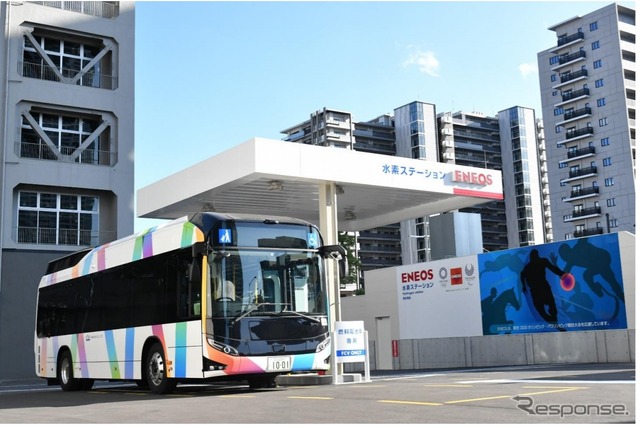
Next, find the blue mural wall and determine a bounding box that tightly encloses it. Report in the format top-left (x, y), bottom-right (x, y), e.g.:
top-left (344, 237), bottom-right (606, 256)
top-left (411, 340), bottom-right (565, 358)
top-left (478, 234), bottom-right (626, 335)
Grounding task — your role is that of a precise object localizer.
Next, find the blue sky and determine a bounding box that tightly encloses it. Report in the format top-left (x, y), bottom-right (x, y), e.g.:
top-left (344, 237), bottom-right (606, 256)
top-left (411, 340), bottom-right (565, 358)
top-left (133, 0), bottom-right (633, 231)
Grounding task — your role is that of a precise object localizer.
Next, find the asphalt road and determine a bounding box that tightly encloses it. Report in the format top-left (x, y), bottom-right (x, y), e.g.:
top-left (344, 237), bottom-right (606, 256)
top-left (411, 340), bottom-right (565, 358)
top-left (0, 362), bottom-right (634, 424)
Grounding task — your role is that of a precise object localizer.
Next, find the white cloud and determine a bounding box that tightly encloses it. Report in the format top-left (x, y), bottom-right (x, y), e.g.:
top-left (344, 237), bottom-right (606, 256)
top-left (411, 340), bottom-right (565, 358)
top-left (403, 48), bottom-right (440, 77)
top-left (519, 63), bottom-right (537, 78)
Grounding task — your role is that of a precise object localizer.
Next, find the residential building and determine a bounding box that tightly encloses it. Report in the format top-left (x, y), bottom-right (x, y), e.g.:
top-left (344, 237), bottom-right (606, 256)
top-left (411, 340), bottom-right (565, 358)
top-left (537, 3), bottom-right (636, 241)
top-left (497, 106), bottom-right (552, 247)
top-left (0, 1), bottom-right (135, 379)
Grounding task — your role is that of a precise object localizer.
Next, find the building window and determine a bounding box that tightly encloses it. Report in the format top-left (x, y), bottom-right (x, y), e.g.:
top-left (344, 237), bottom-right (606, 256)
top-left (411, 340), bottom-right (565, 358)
top-left (601, 137), bottom-right (610, 146)
top-left (559, 161), bottom-right (568, 168)
top-left (609, 218), bottom-right (618, 228)
top-left (595, 78), bottom-right (604, 88)
top-left (603, 157), bottom-right (612, 166)
top-left (590, 21), bottom-right (598, 31)
top-left (17, 191), bottom-right (99, 246)
top-left (553, 107), bottom-right (564, 116)
top-left (552, 90), bottom-right (558, 96)
top-left (591, 41), bottom-right (600, 50)
top-left (607, 198), bottom-right (616, 207)
top-left (597, 98), bottom-right (606, 107)
top-left (598, 117), bottom-right (608, 127)
top-left (549, 56), bottom-right (559, 65)
top-left (555, 125), bottom-right (562, 134)
top-left (605, 177), bottom-right (614, 187)
top-left (593, 59), bottom-right (602, 69)
top-left (22, 31), bottom-right (115, 89)
top-left (551, 74), bottom-right (557, 82)
top-left (19, 109), bottom-right (113, 165)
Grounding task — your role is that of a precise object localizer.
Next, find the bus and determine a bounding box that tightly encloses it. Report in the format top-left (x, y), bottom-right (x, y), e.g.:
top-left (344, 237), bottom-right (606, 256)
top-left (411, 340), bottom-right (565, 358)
top-left (35, 212), bottom-right (346, 394)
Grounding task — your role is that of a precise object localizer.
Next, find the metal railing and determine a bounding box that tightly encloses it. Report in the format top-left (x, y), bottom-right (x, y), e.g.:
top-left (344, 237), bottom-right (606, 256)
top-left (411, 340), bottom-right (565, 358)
top-left (557, 31), bottom-right (584, 47)
top-left (560, 69), bottom-right (588, 84)
top-left (27, 1), bottom-right (119, 19)
top-left (562, 88), bottom-right (590, 102)
top-left (19, 62), bottom-right (118, 90)
top-left (574, 227), bottom-right (603, 238)
top-left (566, 126), bottom-right (594, 140)
top-left (558, 50), bottom-right (587, 66)
top-left (16, 227), bottom-right (115, 247)
top-left (15, 141), bottom-right (117, 166)
top-left (566, 146), bottom-right (595, 159)
top-left (569, 186), bottom-right (599, 198)
top-left (568, 165), bottom-right (598, 178)
top-left (564, 107), bottom-right (592, 121)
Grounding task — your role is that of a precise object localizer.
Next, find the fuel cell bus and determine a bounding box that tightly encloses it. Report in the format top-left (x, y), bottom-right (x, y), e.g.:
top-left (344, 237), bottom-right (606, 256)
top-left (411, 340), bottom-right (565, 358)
top-left (35, 212), bottom-right (345, 394)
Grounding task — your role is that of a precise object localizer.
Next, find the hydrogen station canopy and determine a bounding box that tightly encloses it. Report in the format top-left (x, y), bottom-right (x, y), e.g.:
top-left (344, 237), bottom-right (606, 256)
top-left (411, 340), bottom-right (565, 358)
top-left (137, 137), bottom-right (504, 232)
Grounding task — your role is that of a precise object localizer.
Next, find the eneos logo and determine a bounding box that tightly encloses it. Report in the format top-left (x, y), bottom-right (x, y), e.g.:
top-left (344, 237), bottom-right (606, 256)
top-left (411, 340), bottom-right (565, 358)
top-left (401, 269), bottom-right (434, 283)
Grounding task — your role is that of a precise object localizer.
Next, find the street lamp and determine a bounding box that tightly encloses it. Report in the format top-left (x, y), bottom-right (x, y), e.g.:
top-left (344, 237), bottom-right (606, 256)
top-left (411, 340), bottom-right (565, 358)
top-left (408, 234), bottom-right (426, 264)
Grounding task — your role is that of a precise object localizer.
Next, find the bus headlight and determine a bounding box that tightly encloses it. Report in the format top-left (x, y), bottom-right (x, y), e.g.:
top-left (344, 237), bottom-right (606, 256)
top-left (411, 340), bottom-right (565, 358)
top-left (316, 337), bottom-right (330, 353)
top-left (207, 338), bottom-right (239, 356)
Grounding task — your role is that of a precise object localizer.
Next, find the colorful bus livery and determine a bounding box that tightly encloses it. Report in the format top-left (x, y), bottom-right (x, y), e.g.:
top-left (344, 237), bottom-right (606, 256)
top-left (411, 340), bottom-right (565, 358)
top-left (35, 212), bottom-right (346, 394)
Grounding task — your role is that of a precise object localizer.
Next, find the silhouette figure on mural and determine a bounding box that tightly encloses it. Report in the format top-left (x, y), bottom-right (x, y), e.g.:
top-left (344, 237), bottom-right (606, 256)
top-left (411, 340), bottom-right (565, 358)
top-left (481, 287), bottom-right (521, 335)
top-left (554, 239), bottom-right (625, 302)
top-left (520, 249), bottom-right (565, 326)
top-left (481, 250), bottom-right (527, 304)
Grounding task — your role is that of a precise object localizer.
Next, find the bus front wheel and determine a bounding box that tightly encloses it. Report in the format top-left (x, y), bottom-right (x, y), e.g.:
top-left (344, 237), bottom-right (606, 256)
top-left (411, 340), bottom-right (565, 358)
top-left (145, 343), bottom-right (176, 394)
top-left (57, 350), bottom-right (94, 392)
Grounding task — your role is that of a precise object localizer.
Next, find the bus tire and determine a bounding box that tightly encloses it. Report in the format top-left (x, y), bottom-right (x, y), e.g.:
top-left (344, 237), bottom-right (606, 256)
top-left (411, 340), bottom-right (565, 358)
top-left (145, 343), bottom-right (176, 394)
top-left (57, 350), bottom-right (82, 392)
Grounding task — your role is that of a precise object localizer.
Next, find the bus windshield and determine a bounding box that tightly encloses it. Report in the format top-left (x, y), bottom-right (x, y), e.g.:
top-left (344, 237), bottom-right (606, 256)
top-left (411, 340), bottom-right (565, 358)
top-left (208, 249), bottom-right (327, 319)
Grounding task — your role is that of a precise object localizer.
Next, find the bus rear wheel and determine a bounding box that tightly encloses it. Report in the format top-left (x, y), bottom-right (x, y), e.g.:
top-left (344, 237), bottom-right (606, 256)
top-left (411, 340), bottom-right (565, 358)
top-left (145, 343), bottom-right (176, 394)
top-left (58, 350), bottom-right (82, 392)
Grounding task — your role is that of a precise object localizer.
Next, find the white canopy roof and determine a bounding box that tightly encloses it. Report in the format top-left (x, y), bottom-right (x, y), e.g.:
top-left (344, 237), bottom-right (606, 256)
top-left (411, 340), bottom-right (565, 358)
top-left (137, 138), bottom-right (503, 231)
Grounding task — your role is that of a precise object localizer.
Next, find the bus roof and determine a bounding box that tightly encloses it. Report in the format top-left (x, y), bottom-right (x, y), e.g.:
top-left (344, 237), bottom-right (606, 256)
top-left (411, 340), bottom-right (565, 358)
top-left (40, 212), bottom-right (318, 288)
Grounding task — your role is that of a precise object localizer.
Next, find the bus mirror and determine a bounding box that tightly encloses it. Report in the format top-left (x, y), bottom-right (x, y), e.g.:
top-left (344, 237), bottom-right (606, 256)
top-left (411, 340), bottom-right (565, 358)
top-left (192, 242), bottom-right (207, 257)
top-left (319, 244), bottom-right (348, 279)
top-left (338, 257), bottom-right (348, 279)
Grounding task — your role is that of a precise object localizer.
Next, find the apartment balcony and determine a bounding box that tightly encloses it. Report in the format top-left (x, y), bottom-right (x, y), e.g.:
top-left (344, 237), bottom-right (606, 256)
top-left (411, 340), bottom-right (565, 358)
top-left (554, 88), bottom-right (590, 108)
top-left (560, 106), bottom-right (592, 124)
top-left (562, 145), bottom-right (596, 163)
top-left (19, 61), bottom-right (118, 90)
top-left (553, 69), bottom-right (588, 90)
top-left (562, 185), bottom-right (599, 202)
top-left (560, 165), bottom-right (598, 183)
top-left (557, 126), bottom-right (594, 146)
top-left (551, 51), bottom-right (587, 71)
top-left (15, 141), bottom-right (118, 166)
top-left (16, 227), bottom-right (116, 247)
top-left (550, 31), bottom-right (584, 53)
top-left (573, 227), bottom-right (604, 238)
top-left (563, 206), bottom-right (602, 222)
top-left (27, 1), bottom-right (119, 19)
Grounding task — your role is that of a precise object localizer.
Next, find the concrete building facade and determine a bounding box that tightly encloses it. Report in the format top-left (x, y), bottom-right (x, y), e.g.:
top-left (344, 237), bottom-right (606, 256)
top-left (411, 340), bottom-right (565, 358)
top-left (537, 3), bottom-right (636, 241)
top-left (0, 1), bottom-right (135, 380)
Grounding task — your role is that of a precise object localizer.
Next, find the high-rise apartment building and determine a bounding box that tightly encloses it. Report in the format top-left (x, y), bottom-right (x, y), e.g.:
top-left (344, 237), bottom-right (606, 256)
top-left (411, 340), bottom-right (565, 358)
top-left (537, 3), bottom-right (636, 241)
top-left (0, 1), bottom-right (135, 379)
top-left (497, 106), bottom-right (553, 247)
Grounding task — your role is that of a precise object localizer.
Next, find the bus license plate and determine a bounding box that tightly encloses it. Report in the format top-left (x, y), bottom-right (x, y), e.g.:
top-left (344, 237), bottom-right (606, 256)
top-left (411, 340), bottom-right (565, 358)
top-left (267, 356), bottom-right (292, 372)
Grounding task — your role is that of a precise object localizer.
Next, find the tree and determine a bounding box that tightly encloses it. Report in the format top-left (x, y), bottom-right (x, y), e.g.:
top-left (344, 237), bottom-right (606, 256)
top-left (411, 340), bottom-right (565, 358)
top-left (338, 231), bottom-right (360, 286)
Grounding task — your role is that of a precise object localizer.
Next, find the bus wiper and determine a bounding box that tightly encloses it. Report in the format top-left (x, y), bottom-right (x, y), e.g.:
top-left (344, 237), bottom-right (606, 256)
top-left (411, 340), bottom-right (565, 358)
top-left (230, 303), bottom-right (269, 325)
top-left (280, 308), bottom-right (321, 324)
